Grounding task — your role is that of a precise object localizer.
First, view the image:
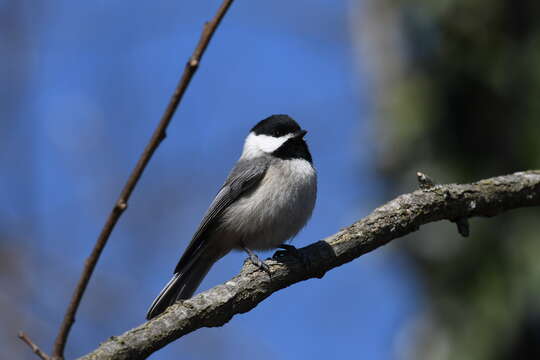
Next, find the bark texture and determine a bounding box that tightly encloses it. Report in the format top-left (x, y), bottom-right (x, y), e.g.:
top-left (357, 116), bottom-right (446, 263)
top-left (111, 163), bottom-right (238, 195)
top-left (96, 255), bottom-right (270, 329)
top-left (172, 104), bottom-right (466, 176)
top-left (79, 170), bottom-right (540, 360)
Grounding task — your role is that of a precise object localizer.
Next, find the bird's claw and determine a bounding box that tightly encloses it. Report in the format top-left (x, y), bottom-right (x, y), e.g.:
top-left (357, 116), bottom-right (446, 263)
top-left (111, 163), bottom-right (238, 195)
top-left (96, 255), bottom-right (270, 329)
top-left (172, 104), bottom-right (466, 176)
top-left (273, 244), bottom-right (311, 270)
top-left (249, 253), bottom-right (271, 274)
top-left (243, 247), bottom-right (271, 275)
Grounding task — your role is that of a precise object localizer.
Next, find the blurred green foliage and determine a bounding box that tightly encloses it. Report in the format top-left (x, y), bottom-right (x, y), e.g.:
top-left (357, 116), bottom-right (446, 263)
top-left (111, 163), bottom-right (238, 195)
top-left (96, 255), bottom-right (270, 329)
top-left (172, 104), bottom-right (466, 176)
top-left (368, 0), bottom-right (540, 358)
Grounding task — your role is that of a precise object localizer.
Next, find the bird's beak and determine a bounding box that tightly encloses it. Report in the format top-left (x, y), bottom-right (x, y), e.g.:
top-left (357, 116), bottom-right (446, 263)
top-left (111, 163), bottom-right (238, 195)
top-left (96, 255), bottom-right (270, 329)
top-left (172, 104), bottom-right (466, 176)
top-left (294, 129), bottom-right (308, 139)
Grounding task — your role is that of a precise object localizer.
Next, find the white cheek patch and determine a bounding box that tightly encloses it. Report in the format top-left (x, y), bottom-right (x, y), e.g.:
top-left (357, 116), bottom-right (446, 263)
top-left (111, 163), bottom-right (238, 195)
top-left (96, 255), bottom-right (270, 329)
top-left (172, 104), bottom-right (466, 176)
top-left (241, 132), bottom-right (292, 159)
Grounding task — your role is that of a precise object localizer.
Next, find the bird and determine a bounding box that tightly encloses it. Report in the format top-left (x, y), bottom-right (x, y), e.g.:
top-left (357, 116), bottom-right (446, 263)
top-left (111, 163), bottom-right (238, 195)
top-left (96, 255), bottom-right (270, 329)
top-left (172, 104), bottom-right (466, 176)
top-left (146, 114), bottom-right (317, 320)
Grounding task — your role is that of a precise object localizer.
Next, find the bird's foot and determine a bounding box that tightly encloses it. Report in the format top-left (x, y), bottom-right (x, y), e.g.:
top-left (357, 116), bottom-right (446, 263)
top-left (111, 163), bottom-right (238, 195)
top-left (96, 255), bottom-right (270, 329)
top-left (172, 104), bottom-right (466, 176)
top-left (243, 247), bottom-right (271, 275)
top-left (273, 244), bottom-right (311, 270)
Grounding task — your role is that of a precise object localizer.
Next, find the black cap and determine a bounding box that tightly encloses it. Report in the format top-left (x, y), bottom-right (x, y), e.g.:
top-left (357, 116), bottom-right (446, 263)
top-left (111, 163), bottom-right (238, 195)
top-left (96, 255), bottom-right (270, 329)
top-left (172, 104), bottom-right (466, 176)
top-left (251, 115), bottom-right (302, 137)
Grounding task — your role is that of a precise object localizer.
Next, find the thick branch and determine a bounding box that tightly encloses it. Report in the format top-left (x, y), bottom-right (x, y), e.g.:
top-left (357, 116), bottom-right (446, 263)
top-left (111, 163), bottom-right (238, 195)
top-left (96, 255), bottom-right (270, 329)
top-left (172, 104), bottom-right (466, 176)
top-left (79, 170), bottom-right (540, 360)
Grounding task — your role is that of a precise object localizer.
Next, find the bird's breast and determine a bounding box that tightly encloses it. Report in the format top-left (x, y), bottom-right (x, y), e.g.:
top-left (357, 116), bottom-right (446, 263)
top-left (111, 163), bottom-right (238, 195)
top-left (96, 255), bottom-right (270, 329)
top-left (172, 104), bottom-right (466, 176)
top-left (220, 158), bottom-right (317, 250)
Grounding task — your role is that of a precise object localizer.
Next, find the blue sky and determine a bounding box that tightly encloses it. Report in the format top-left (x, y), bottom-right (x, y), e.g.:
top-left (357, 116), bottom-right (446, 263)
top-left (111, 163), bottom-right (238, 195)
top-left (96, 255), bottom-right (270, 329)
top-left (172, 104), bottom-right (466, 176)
top-left (1, 1), bottom-right (421, 359)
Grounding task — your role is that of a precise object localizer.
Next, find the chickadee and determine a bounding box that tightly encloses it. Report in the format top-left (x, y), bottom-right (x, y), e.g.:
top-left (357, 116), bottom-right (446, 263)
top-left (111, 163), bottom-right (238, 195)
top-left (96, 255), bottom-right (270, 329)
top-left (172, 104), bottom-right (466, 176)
top-left (146, 114), bottom-right (317, 319)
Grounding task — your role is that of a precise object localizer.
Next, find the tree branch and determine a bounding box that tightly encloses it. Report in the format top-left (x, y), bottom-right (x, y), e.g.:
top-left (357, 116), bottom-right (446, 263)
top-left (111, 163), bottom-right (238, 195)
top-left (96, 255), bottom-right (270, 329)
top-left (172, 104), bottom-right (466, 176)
top-left (79, 170), bottom-right (540, 360)
top-left (16, 1), bottom-right (235, 360)
top-left (18, 332), bottom-right (50, 360)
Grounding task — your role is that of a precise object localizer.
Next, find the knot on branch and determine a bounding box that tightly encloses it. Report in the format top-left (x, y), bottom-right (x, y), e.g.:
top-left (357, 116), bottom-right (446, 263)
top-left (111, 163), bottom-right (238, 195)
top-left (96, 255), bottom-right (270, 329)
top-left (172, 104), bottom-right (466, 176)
top-left (416, 171), bottom-right (470, 237)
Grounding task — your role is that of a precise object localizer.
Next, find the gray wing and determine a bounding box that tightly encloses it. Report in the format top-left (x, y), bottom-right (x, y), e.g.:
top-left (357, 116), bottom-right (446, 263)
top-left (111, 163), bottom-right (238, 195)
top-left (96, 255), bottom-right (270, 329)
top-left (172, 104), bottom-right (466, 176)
top-left (174, 157), bottom-right (269, 273)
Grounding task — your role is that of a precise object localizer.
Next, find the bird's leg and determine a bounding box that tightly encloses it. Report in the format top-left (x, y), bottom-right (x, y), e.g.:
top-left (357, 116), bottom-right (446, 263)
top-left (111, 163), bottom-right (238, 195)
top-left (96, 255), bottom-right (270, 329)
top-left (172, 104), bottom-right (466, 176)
top-left (242, 246), bottom-right (270, 275)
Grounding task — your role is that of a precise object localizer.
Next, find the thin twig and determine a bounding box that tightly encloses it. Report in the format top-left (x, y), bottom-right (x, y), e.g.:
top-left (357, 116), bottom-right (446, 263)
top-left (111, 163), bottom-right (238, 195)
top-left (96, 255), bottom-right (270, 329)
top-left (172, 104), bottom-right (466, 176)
top-left (416, 171), bottom-right (435, 189)
top-left (454, 217), bottom-right (470, 237)
top-left (18, 332), bottom-right (50, 360)
top-left (45, 1), bottom-right (235, 359)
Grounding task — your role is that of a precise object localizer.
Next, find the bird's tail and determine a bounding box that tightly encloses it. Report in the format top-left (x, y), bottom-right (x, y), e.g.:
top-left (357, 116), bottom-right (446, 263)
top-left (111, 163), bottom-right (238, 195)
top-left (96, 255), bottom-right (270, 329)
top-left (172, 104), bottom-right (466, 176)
top-left (146, 255), bottom-right (215, 320)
